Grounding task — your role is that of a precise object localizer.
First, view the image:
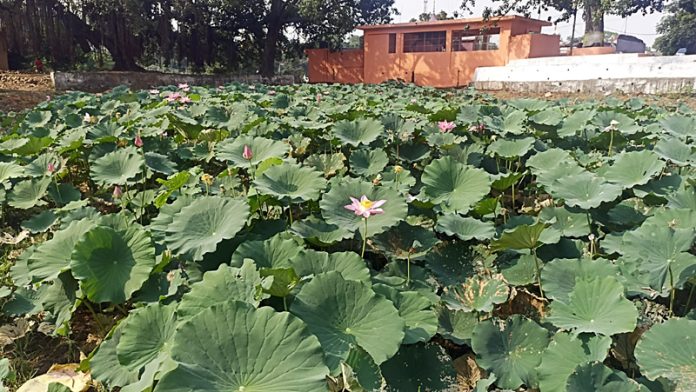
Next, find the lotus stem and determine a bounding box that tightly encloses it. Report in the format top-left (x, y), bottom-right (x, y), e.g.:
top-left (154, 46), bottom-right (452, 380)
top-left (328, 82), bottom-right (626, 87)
top-left (511, 182), bottom-right (516, 212)
top-left (685, 283), bottom-right (695, 315)
top-left (83, 299), bottom-right (106, 336)
top-left (406, 252), bottom-right (411, 287)
top-left (532, 248), bottom-right (544, 298)
top-left (669, 265), bottom-right (675, 316)
top-left (361, 218), bottom-right (368, 258)
top-left (288, 205), bottom-right (293, 226)
top-left (608, 129), bottom-right (614, 156)
top-left (283, 296), bottom-right (288, 312)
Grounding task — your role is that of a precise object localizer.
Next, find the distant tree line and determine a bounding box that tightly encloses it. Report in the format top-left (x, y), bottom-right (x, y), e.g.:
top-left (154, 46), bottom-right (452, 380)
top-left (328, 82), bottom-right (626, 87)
top-left (0, 0), bottom-right (395, 75)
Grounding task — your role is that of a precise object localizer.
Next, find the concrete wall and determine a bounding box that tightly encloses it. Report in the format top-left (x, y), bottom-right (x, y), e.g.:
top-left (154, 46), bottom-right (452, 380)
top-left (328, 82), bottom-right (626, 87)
top-left (52, 72), bottom-right (295, 92)
top-left (473, 54), bottom-right (696, 93)
top-left (571, 46), bottom-right (615, 56)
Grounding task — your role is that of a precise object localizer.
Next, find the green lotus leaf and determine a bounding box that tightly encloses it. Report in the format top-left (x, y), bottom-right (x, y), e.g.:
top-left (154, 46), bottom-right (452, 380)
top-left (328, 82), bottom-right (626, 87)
top-left (231, 233), bottom-right (302, 269)
top-left (25, 110), bottom-right (52, 128)
top-left (332, 118), bottom-right (384, 147)
top-left (660, 115), bottom-right (696, 138)
top-left (537, 332), bottom-right (612, 392)
top-left (0, 162), bottom-right (24, 187)
top-left (144, 152), bottom-right (177, 175)
top-left (178, 261), bottom-right (266, 319)
top-left (40, 272), bottom-right (79, 336)
top-left (435, 214), bottom-right (495, 241)
top-left (621, 225), bottom-right (696, 294)
top-left (549, 171), bottom-right (623, 210)
top-left (117, 303), bottom-right (177, 372)
top-left (539, 206), bottom-right (591, 237)
top-left (305, 152), bottom-right (346, 178)
top-left (541, 258), bottom-right (620, 302)
top-left (25, 153), bottom-right (61, 177)
top-left (349, 148), bottom-right (389, 177)
top-left (491, 171), bottom-right (524, 191)
top-left (155, 301), bottom-right (330, 392)
top-left (438, 307), bottom-right (478, 345)
top-left (488, 137), bottom-right (535, 158)
top-left (398, 142), bottom-right (430, 163)
top-left (215, 135), bottom-right (291, 168)
top-left (425, 240), bottom-right (476, 286)
top-left (8, 177), bottom-right (51, 209)
top-left (90, 324), bottom-right (139, 389)
top-left (530, 108), bottom-right (564, 126)
top-left (380, 165), bottom-right (417, 194)
top-left (291, 272), bottom-right (405, 372)
top-left (259, 267), bottom-right (300, 298)
top-left (320, 178), bottom-right (407, 236)
top-left (165, 196), bottom-right (249, 261)
top-left (21, 210), bottom-right (57, 233)
top-left (593, 111), bottom-right (640, 134)
top-left (600, 150), bottom-right (665, 189)
top-left (443, 273), bottom-right (509, 312)
top-left (472, 315), bottom-right (550, 389)
top-left (546, 277), bottom-right (638, 336)
top-left (70, 225), bottom-right (155, 304)
top-left (643, 207), bottom-right (696, 230)
top-left (91, 147), bottom-right (144, 185)
top-left (558, 110), bottom-right (594, 137)
top-left (421, 156), bottom-right (491, 213)
top-left (486, 109), bottom-right (526, 134)
top-left (373, 285), bottom-right (438, 344)
top-left (509, 98), bottom-right (549, 111)
top-left (28, 218), bottom-right (97, 282)
top-left (253, 163), bottom-right (326, 203)
top-left (527, 148), bottom-right (573, 172)
top-left (290, 250), bottom-right (370, 283)
top-left (341, 346), bottom-right (383, 392)
top-left (491, 221), bottom-right (547, 251)
top-left (47, 183), bottom-right (81, 206)
top-left (566, 362), bottom-right (646, 392)
top-left (635, 318), bottom-right (696, 388)
top-left (289, 216), bottom-right (353, 245)
top-left (381, 343), bottom-right (458, 392)
top-left (371, 221), bottom-right (440, 260)
top-left (654, 137), bottom-right (695, 166)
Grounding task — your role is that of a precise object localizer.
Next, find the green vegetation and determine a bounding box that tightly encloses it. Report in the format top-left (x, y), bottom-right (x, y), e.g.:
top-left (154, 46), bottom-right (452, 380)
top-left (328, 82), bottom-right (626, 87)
top-left (0, 83), bottom-right (695, 391)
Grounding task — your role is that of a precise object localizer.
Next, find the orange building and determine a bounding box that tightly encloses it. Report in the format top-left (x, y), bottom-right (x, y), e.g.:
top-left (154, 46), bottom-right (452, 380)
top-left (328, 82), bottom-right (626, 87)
top-left (306, 16), bottom-right (560, 87)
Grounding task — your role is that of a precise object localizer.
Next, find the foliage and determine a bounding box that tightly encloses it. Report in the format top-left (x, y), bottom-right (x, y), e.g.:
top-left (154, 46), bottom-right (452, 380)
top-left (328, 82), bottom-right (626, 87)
top-left (0, 83), bottom-right (695, 391)
top-left (654, 0), bottom-right (696, 55)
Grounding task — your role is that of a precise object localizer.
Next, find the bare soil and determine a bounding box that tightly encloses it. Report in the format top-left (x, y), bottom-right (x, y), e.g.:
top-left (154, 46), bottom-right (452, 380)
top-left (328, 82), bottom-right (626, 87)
top-left (0, 72), bottom-right (53, 112)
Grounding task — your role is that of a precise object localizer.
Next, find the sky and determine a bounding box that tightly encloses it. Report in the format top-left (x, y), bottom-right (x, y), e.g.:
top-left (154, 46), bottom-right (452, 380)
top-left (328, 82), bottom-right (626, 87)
top-left (391, 0), bottom-right (664, 46)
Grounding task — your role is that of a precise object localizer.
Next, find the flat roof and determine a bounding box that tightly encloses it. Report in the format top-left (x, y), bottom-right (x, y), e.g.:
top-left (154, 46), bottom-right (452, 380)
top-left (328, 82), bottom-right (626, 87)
top-left (357, 15), bottom-right (551, 31)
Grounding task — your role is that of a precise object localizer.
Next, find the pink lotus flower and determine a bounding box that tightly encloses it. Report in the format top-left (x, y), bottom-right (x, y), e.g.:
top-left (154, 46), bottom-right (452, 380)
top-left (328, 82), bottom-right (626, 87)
top-left (438, 120), bottom-right (456, 133)
top-left (178, 83), bottom-right (190, 92)
top-left (316, 93), bottom-right (322, 102)
top-left (268, 90), bottom-right (276, 95)
top-left (46, 95), bottom-right (51, 101)
top-left (165, 91), bottom-right (182, 103)
top-left (179, 95), bottom-right (191, 104)
top-left (242, 145), bottom-right (253, 160)
top-left (134, 134), bottom-right (144, 148)
top-left (344, 195), bottom-right (386, 218)
top-left (113, 185), bottom-right (123, 199)
top-left (47, 162), bottom-right (56, 174)
top-left (468, 123), bottom-right (485, 133)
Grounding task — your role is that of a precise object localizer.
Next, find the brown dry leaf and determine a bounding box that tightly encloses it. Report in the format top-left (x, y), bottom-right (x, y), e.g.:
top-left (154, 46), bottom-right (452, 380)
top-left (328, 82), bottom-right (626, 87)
top-left (0, 318), bottom-right (32, 348)
top-left (454, 353), bottom-right (486, 392)
top-left (494, 288), bottom-right (547, 321)
top-left (16, 364), bottom-right (91, 392)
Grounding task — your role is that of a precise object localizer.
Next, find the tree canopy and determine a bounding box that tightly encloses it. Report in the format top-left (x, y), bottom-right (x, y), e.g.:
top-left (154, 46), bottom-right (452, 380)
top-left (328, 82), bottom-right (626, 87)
top-left (0, 0), bottom-right (395, 75)
top-left (654, 0), bottom-right (696, 55)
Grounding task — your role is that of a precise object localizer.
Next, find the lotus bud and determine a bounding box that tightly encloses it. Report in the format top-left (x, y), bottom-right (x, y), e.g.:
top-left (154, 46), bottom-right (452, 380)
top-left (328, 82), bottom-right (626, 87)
top-left (134, 134), bottom-right (144, 148)
top-left (316, 93), bottom-right (322, 102)
top-left (113, 185), bottom-right (123, 199)
top-left (242, 144), bottom-right (253, 160)
top-left (588, 233), bottom-right (596, 241)
top-left (393, 165), bottom-right (404, 174)
top-left (47, 162), bottom-right (56, 174)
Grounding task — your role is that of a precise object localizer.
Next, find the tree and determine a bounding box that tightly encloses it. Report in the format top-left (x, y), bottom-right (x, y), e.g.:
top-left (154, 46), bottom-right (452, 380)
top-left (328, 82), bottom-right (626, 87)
top-left (460, 0), bottom-right (663, 45)
top-left (654, 0), bottom-right (696, 55)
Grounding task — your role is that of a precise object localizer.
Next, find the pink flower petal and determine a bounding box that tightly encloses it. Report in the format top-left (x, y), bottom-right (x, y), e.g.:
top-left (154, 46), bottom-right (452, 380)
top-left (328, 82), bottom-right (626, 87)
top-left (371, 199), bottom-right (387, 208)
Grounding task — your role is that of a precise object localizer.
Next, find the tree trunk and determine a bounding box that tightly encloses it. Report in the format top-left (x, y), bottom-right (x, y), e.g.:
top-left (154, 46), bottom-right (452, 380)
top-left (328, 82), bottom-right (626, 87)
top-left (260, 0), bottom-right (284, 77)
top-left (583, 0), bottom-right (604, 46)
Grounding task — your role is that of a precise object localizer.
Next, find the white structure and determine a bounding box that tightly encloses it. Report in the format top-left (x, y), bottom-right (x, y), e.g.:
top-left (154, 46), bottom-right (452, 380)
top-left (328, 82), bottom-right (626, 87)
top-left (473, 54), bottom-right (696, 94)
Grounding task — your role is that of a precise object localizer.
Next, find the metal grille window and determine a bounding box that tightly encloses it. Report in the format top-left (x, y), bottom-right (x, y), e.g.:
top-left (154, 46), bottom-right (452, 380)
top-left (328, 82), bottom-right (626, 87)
top-left (403, 31), bottom-right (447, 53)
top-left (452, 28), bottom-right (501, 51)
top-left (388, 33), bottom-right (397, 53)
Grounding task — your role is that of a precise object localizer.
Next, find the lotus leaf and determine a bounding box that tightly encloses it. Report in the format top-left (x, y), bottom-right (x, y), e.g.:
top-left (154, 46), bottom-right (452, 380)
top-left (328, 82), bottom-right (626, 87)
top-left (381, 343), bottom-right (458, 392)
top-left (117, 303), bottom-right (177, 372)
top-left (600, 150), bottom-right (665, 189)
top-left (472, 315), bottom-right (550, 389)
top-left (332, 118), bottom-right (384, 146)
top-left (546, 277), bottom-right (638, 336)
top-left (155, 301), bottom-right (330, 392)
top-left (216, 135), bottom-right (290, 168)
top-left (488, 137), bottom-right (535, 158)
top-left (253, 163), bottom-right (326, 202)
top-left (90, 147), bottom-right (144, 185)
top-left (421, 156), bottom-right (491, 213)
top-left (349, 148), bottom-right (389, 177)
top-left (437, 307), bottom-right (478, 344)
top-left (435, 214), bottom-right (495, 241)
top-left (8, 177), bottom-right (51, 209)
top-left (549, 171), bottom-right (623, 210)
top-left (373, 285), bottom-right (437, 344)
top-left (635, 318), bottom-right (696, 389)
top-left (165, 196), bottom-right (249, 261)
top-left (291, 250), bottom-right (370, 282)
top-left (541, 258), bottom-right (620, 302)
top-left (290, 216), bottom-right (353, 245)
top-left (231, 233), bottom-right (302, 268)
top-left (291, 272), bottom-right (405, 372)
top-left (28, 218), bottom-right (97, 282)
top-left (371, 221), bottom-right (439, 260)
top-left (566, 362), bottom-right (646, 392)
top-left (443, 273), bottom-right (509, 312)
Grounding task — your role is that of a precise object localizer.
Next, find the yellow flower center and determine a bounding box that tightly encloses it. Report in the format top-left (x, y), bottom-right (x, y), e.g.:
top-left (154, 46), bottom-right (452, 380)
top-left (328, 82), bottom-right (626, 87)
top-left (360, 199), bottom-right (374, 209)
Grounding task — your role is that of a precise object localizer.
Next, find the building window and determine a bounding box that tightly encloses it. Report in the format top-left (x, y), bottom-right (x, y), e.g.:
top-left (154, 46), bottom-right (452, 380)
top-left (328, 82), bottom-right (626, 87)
top-left (388, 33), bottom-right (396, 53)
top-left (452, 28), bottom-right (501, 51)
top-left (403, 31), bottom-right (447, 53)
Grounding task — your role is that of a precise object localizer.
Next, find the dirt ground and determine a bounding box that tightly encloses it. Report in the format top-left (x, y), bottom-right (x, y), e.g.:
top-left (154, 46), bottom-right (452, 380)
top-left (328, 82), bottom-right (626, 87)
top-left (1, 70), bottom-right (695, 113)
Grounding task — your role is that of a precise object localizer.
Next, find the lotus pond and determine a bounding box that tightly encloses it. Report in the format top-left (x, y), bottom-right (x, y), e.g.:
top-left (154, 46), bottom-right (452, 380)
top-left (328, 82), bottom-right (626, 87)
top-left (0, 83), bottom-right (695, 391)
